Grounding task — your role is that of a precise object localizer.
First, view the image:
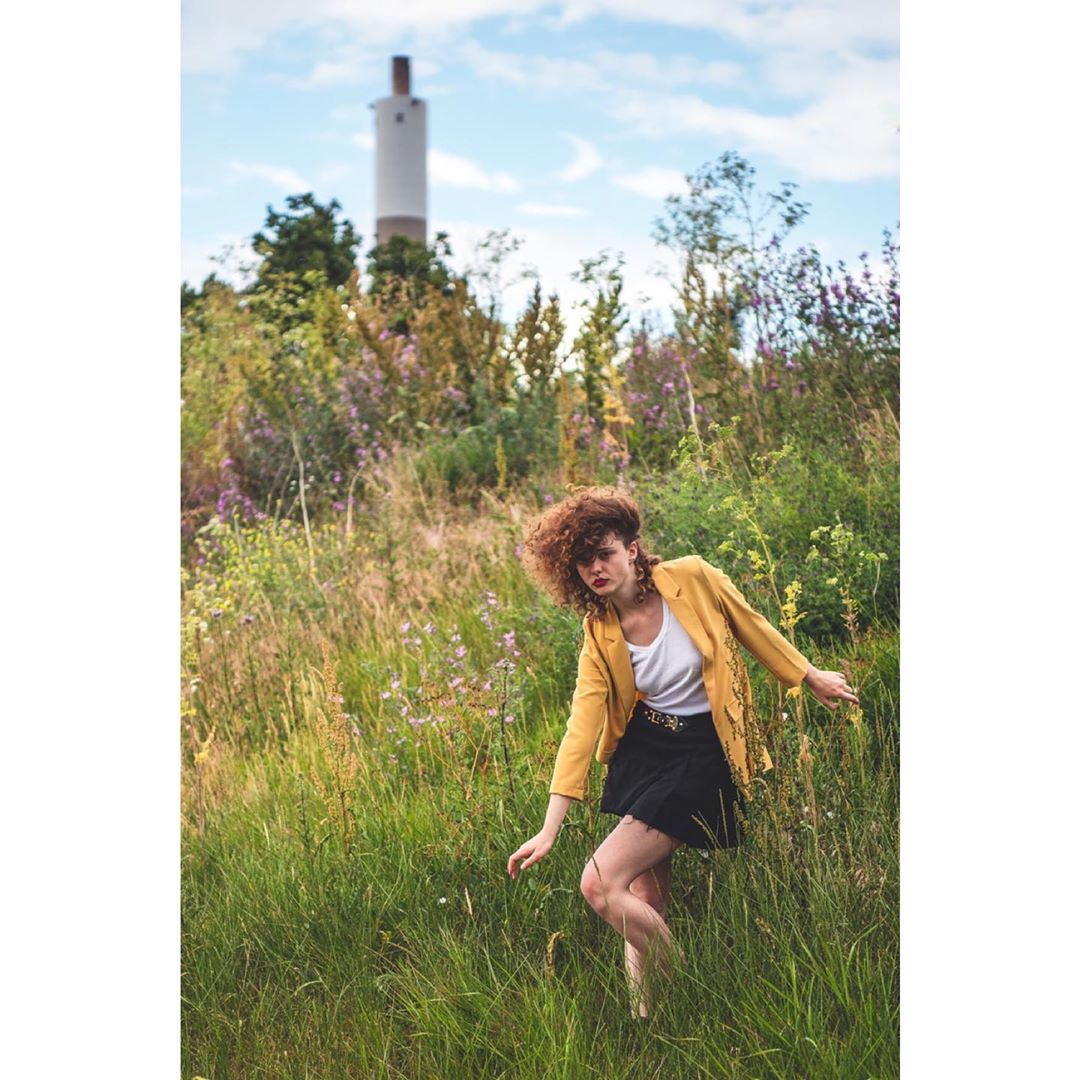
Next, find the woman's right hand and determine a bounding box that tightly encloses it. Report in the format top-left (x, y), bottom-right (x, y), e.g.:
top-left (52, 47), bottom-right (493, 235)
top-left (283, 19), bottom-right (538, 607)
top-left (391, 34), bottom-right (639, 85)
top-left (507, 831), bottom-right (554, 880)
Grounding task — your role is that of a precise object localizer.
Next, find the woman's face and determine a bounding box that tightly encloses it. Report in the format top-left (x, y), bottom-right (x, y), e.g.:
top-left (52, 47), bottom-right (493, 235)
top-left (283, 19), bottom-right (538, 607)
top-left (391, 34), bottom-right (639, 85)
top-left (575, 532), bottom-right (638, 595)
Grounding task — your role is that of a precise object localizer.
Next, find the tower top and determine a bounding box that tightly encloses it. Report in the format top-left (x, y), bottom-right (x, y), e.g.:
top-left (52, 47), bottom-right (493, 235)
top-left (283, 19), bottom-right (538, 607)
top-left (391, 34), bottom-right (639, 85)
top-left (391, 56), bottom-right (410, 96)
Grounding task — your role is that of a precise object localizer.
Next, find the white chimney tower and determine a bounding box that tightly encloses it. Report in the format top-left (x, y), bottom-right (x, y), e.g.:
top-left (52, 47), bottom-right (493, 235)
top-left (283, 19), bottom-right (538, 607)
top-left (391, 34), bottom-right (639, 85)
top-left (372, 56), bottom-right (428, 247)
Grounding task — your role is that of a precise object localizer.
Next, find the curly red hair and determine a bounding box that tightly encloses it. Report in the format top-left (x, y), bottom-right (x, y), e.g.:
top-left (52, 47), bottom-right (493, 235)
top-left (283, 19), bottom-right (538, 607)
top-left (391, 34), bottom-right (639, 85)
top-left (521, 485), bottom-right (662, 621)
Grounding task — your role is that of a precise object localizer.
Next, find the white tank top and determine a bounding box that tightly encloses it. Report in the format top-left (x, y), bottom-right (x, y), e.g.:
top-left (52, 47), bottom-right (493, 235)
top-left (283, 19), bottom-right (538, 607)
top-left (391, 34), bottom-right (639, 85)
top-left (624, 596), bottom-right (711, 715)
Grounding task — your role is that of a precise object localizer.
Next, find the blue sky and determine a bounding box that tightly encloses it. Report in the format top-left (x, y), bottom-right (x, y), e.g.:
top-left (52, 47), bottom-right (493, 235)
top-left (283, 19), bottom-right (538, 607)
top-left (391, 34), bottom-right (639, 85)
top-left (182, 1), bottom-right (898, 331)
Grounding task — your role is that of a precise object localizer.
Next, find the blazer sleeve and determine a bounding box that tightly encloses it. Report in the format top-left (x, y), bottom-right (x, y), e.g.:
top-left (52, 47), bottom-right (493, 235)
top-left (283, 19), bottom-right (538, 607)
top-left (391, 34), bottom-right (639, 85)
top-left (548, 619), bottom-right (610, 801)
top-left (696, 556), bottom-right (810, 690)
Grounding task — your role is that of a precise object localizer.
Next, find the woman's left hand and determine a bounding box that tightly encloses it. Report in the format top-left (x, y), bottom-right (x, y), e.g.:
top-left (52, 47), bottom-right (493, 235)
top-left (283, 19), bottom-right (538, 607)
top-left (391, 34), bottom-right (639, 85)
top-left (803, 664), bottom-right (860, 710)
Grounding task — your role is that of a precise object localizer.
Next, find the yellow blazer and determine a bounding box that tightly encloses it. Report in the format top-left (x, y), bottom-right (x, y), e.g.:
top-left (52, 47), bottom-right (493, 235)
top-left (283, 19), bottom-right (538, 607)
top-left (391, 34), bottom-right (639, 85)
top-left (548, 555), bottom-right (809, 801)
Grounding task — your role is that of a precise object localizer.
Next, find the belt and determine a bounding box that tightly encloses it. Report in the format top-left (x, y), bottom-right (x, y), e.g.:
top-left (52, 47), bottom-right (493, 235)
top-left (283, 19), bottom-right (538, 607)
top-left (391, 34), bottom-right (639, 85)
top-left (638, 703), bottom-right (691, 733)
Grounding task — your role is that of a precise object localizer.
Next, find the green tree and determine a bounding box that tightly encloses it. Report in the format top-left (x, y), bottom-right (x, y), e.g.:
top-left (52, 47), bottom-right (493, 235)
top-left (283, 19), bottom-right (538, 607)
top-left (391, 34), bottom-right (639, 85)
top-left (181, 281), bottom-right (200, 312)
top-left (366, 231), bottom-right (454, 299)
top-left (569, 250), bottom-right (628, 427)
top-left (652, 151), bottom-right (808, 377)
top-left (251, 193), bottom-right (361, 290)
top-left (651, 151), bottom-right (810, 440)
top-left (507, 281), bottom-right (565, 402)
top-left (365, 231), bottom-right (455, 334)
top-left (456, 228), bottom-right (532, 416)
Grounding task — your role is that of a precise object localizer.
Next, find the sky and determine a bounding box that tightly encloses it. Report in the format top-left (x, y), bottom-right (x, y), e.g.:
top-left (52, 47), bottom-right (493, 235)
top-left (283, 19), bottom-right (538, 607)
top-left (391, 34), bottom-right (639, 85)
top-left (182, 0), bottom-right (898, 332)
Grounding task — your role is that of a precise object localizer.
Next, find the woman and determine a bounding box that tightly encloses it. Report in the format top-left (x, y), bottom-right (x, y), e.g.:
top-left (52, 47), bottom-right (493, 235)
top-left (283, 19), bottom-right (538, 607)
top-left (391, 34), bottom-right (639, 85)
top-left (506, 487), bottom-right (858, 1020)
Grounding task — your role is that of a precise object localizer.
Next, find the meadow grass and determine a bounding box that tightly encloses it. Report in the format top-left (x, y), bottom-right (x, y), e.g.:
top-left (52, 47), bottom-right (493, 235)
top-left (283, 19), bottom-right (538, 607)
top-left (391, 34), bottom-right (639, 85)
top-left (182, 456), bottom-right (898, 1080)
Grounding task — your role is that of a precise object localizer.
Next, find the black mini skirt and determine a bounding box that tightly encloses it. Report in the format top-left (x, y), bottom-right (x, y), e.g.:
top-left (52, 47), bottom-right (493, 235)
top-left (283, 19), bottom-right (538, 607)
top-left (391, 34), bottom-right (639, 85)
top-left (599, 699), bottom-right (746, 850)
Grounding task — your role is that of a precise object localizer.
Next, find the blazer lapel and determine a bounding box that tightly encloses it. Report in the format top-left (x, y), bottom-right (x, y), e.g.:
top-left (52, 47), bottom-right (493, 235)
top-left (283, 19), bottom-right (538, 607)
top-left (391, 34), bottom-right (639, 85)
top-left (652, 564), bottom-right (713, 663)
top-left (600, 605), bottom-right (635, 717)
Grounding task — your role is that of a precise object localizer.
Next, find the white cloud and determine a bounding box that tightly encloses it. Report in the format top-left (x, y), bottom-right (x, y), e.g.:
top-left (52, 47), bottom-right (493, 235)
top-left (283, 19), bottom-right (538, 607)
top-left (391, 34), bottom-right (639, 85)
top-left (225, 161), bottom-right (312, 191)
top-left (317, 163), bottom-right (353, 185)
top-left (301, 60), bottom-right (367, 88)
top-left (555, 134), bottom-right (603, 182)
top-left (612, 167), bottom-right (690, 200)
top-left (563, 1), bottom-right (896, 55)
top-left (517, 202), bottom-right (589, 217)
top-left (699, 59), bottom-right (743, 84)
top-left (287, 49), bottom-right (441, 90)
top-left (589, 47), bottom-right (739, 88)
top-left (759, 47), bottom-right (855, 100)
top-left (457, 39), bottom-right (741, 96)
top-left (611, 54), bottom-right (899, 181)
top-left (183, 2), bottom-right (896, 79)
top-left (461, 41), bottom-right (559, 87)
top-left (428, 148), bottom-right (518, 192)
top-left (452, 33), bottom-right (896, 180)
top-left (352, 132), bottom-right (375, 151)
top-left (182, 1), bottom-right (550, 75)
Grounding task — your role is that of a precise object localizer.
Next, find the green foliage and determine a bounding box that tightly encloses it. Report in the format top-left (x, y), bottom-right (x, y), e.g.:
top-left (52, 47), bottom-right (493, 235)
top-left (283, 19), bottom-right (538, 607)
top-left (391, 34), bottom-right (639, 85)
top-left (653, 151), bottom-right (809, 400)
top-left (181, 280), bottom-right (200, 311)
top-left (637, 419), bottom-right (898, 645)
top-left (413, 399), bottom-right (561, 500)
top-left (182, 181), bottom-right (899, 536)
top-left (570, 250), bottom-right (629, 426)
top-left (365, 231), bottom-right (455, 334)
top-left (252, 192), bottom-right (361, 291)
top-left (367, 230), bottom-right (454, 297)
top-left (506, 281), bottom-right (566, 404)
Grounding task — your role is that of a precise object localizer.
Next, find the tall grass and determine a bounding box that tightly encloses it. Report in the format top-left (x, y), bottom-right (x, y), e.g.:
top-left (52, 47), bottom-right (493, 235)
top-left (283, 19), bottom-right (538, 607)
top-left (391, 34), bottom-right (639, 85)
top-left (182, 436), bottom-right (898, 1079)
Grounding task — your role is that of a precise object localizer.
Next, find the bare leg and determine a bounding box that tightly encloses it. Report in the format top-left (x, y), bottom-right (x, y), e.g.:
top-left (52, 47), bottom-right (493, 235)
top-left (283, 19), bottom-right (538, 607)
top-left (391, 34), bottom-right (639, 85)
top-left (580, 815), bottom-right (685, 1019)
top-left (625, 854), bottom-right (675, 1017)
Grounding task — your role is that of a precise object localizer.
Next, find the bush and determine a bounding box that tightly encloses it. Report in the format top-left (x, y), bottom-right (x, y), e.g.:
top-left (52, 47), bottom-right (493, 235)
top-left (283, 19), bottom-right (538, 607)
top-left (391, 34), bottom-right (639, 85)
top-left (635, 419), bottom-right (898, 645)
top-left (413, 399), bottom-right (560, 499)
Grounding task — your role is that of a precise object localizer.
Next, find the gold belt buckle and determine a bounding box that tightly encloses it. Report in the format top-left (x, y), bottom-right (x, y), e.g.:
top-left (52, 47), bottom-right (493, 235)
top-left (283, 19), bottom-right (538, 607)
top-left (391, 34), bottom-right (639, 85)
top-left (644, 706), bottom-right (687, 733)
